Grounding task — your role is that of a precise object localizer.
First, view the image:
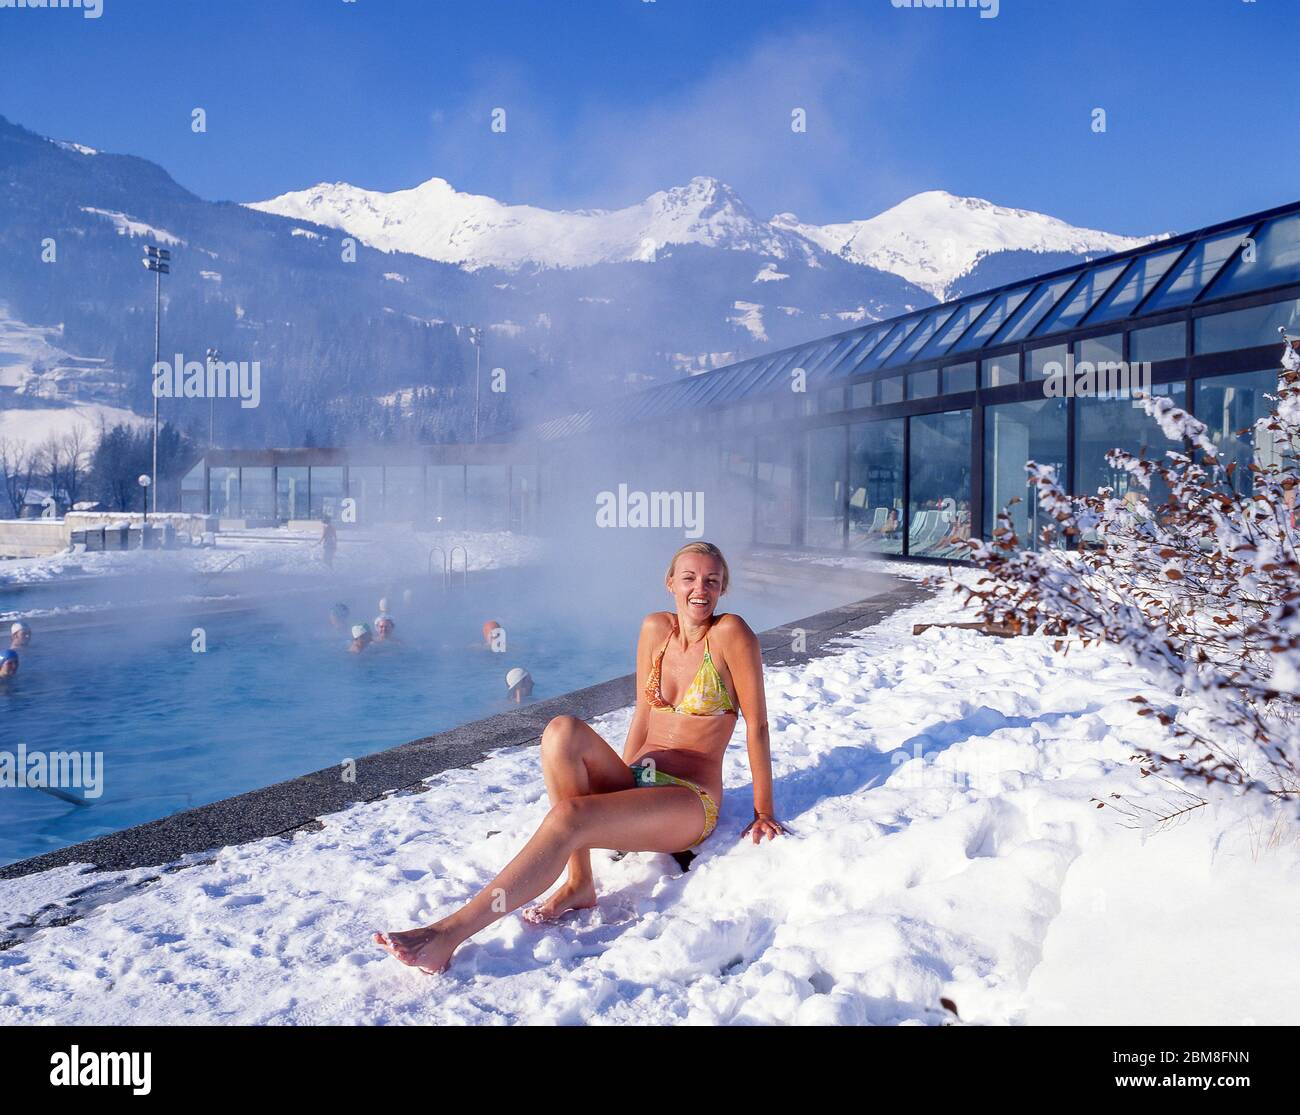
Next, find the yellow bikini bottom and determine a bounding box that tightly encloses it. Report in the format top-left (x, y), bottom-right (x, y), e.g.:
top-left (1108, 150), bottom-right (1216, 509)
top-left (627, 762), bottom-right (719, 847)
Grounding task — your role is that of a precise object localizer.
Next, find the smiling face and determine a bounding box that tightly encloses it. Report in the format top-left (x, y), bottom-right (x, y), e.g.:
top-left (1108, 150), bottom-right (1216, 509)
top-left (667, 550), bottom-right (726, 622)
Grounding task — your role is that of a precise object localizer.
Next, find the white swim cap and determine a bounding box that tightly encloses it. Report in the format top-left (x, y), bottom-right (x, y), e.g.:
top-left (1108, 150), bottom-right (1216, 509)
top-left (12, 621), bottom-right (29, 634)
top-left (351, 623), bottom-right (369, 639)
top-left (378, 597), bottom-right (390, 614)
top-left (505, 667), bottom-right (531, 691)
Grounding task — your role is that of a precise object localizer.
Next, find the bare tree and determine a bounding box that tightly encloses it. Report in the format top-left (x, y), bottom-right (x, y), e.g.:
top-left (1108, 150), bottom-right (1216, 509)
top-left (0, 438), bottom-right (40, 518)
top-left (947, 333), bottom-right (1300, 830)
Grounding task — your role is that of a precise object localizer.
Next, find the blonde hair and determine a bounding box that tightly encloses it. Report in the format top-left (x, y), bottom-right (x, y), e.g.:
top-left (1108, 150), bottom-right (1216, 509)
top-left (665, 541), bottom-right (730, 594)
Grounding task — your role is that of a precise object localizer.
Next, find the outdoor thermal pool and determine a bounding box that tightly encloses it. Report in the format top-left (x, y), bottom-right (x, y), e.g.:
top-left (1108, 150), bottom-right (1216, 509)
top-left (0, 563), bottom-right (852, 866)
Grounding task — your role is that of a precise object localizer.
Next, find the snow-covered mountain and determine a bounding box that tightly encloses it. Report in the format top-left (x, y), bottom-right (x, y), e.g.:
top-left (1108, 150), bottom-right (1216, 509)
top-left (247, 176), bottom-right (821, 271)
top-left (251, 177), bottom-right (1160, 300)
top-left (772, 191), bottom-right (1162, 301)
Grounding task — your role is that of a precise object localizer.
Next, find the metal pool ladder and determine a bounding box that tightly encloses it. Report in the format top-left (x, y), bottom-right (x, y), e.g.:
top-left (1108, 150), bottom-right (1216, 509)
top-left (428, 545), bottom-right (469, 590)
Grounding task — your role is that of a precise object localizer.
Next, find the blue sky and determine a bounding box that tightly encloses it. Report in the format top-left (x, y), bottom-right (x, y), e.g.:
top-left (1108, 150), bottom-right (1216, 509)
top-left (1, 0), bottom-right (1296, 237)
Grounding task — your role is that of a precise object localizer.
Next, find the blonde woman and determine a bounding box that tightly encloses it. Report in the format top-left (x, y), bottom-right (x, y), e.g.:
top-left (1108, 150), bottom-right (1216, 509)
top-left (375, 541), bottom-right (784, 974)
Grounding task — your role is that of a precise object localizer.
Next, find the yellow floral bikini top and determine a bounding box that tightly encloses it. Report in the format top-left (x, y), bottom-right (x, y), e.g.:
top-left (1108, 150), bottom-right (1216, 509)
top-left (645, 619), bottom-right (737, 716)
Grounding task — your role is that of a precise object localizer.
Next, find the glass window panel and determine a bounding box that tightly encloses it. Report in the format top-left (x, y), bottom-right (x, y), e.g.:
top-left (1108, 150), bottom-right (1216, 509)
top-left (849, 418), bottom-right (905, 554)
top-left (276, 466), bottom-right (309, 520)
top-left (209, 466), bottom-right (239, 519)
top-left (181, 461), bottom-right (206, 514)
top-left (850, 382), bottom-right (873, 409)
top-left (865, 317), bottom-right (926, 369)
top-left (510, 463), bottom-right (538, 532)
top-left (1076, 333), bottom-right (1123, 365)
top-left (877, 376), bottom-right (904, 405)
top-left (751, 400), bottom-right (774, 424)
top-left (907, 410), bottom-right (972, 558)
top-left (749, 349), bottom-right (806, 395)
top-left (1130, 321), bottom-right (1185, 363)
top-left (821, 328), bottom-right (881, 380)
top-left (1027, 343), bottom-right (1068, 381)
top-left (885, 307), bottom-right (956, 366)
top-left (1084, 245), bottom-right (1185, 324)
top-left (805, 336), bottom-right (858, 383)
top-left (1193, 298), bottom-right (1300, 355)
top-left (1194, 370), bottom-right (1283, 496)
top-left (238, 468), bottom-right (275, 520)
top-left (309, 466), bottom-right (343, 520)
top-left (982, 352), bottom-right (1021, 387)
top-left (820, 387), bottom-right (846, 413)
top-left (755, 438), bottom-right (795, 544)
top-left (917, 296), bottom-right (995, 359)
top-left (944, 362), bottom-right (977, 394)
top-left (984, 397), bottom-right (1068, 548)
top-left (805, 425), bottom-right (847, 548)
top-left (833, 325), bottom-right (893, 378)
top-left (949, 287), bottom-right (1033, 353)
top-left (1143, 226), bottom-right (1255, 312)
top-left (794, 340), bottom-right (839, 379)
top-left (1033, 261), bottom-right (1130, 336)
top-left (993, 275), bottom-right (1079, 344)
top-left (909, 368), bottom-right (939, 399)
top-left (348, 466), bottom-right (383, 523)
top-left (1204, 214), bottom-right (1300, 299)
top-left (466, 465), bottom-right (509, 531)
top-left (385, 466), bottom-right (424, 522)
top-left (427, 465), bottom-right (465, 528)
top-left (1074, 384), bottom-right (1187, 508)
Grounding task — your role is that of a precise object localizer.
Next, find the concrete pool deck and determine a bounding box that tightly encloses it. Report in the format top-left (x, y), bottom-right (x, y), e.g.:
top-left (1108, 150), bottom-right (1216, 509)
top-left (0, 573), bottom-right (932, 882)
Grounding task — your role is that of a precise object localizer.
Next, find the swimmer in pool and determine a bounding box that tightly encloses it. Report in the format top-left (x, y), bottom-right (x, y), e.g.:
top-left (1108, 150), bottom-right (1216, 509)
top-left (0, 649), bottom-right (18, 678)
top-left (375, 541), bottom-right (785, 975)
top-left (505, 666), bottom-right (533, 703)
top-left (10, 621), bottom-right (31, 649)
top-left (329, 603), bottom-right (350, 630)
top-left (482, 620), bottom-right (503, 652)
top-left (374, 614), bottom-right (396, 641)
top-left (348, 622), bottom-right (372, 654)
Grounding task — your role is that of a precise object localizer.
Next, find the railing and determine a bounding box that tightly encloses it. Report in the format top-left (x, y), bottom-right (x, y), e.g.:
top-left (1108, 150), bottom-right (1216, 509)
top-left (429, 545), bottom-right (470, 590)
top-left (198, 552), bottom-right (248, 587)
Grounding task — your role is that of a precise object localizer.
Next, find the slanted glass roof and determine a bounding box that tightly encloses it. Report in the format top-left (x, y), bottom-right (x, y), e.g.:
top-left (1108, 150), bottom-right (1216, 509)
top-left (525, 199), bottom-right (1300, 442)
top-left (1142, 224), bottom-right (1255, 312)
top-left (1081, 243), bottom-right (1184, 324)
top-left (1203, 212), bottom-right (1300, 299)
top-left (948, 287), bottom-right (1031, 352)
top-left (1032, 259), bottom-right (1130, 336)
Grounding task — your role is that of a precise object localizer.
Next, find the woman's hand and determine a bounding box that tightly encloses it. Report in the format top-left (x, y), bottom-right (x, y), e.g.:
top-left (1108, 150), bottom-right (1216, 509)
top-left (740, 811), bottom-right (785, 843)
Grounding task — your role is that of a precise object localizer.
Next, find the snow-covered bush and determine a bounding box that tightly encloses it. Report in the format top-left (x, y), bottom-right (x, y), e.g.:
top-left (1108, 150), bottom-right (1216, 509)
top-left (950, 332), bottom-right (1300, 825)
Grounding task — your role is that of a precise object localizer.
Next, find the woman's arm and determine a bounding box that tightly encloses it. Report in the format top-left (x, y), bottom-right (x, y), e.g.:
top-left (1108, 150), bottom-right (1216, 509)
top-left (720, 617), bottom-right (782, 840)
top-left (622, 613), bottom-right (663, 763)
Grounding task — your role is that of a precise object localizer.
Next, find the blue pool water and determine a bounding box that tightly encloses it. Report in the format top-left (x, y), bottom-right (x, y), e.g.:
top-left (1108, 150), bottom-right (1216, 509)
top-left (0, 565), bottom-right (846, 866)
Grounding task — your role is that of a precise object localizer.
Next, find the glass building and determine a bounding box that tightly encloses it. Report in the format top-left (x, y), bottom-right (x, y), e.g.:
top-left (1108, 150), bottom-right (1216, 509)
top-left (525, 199), bottom-right (1300, 557)
top-left (182, 445), bottom-right (539, 534)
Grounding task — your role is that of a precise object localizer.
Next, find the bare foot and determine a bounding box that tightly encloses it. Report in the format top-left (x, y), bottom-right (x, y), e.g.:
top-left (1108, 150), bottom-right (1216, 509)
top-left (373, 924), bottom-right (458, 974)
top-left (521, 879), bottom-right (597, 924)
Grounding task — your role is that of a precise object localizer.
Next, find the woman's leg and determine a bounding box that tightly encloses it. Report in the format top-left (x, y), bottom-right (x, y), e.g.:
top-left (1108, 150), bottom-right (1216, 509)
top-left (374, 785), bottom-right (704, 973)
top-left (533, 714), bottom-right (635, 919)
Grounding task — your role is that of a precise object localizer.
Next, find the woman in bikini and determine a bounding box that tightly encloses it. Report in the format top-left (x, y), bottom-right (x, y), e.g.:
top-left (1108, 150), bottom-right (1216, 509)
top-left (374, 540), bottom-right (784, 974)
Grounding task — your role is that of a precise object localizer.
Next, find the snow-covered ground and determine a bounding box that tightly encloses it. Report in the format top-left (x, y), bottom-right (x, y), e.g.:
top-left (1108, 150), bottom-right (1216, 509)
top-left (2, 572), bottom-right (1294, 1025)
